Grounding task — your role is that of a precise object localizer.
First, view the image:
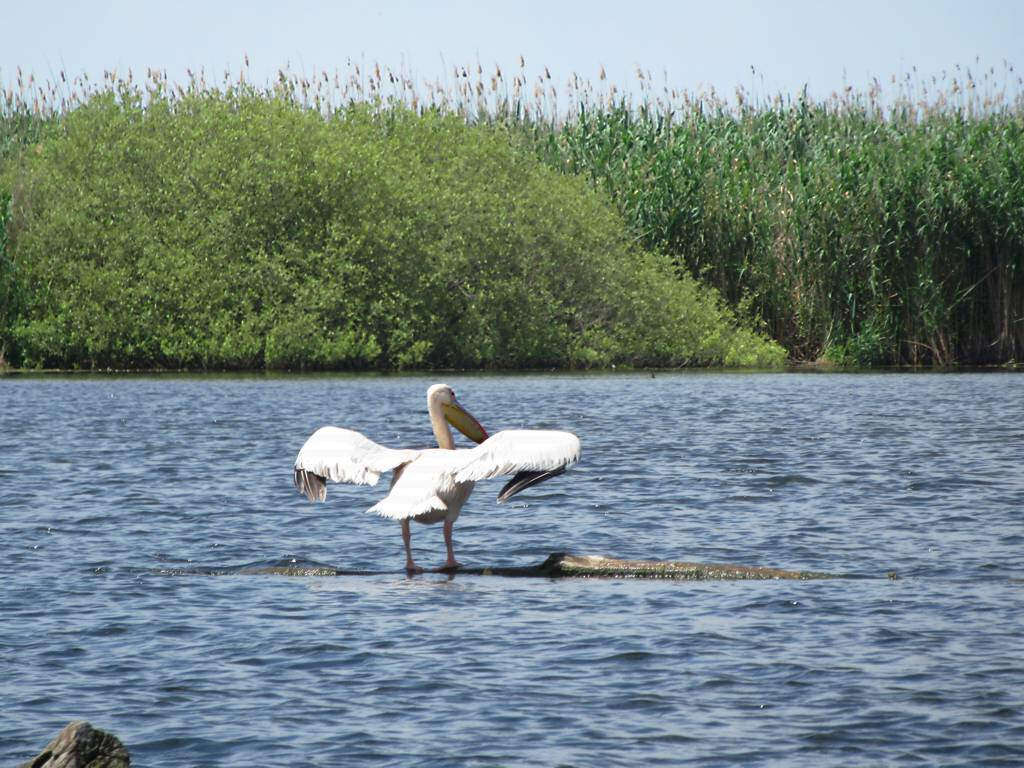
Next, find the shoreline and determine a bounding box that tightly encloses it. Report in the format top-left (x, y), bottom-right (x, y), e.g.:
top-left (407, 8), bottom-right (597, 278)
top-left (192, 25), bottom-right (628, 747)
top-left (2, 361), bottom-right (1020, 377)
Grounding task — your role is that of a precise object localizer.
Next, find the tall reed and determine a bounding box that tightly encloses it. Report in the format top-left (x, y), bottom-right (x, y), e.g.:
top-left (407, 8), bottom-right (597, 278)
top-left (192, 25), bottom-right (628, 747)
top-left (542, 65), bottom-right (1024, 364)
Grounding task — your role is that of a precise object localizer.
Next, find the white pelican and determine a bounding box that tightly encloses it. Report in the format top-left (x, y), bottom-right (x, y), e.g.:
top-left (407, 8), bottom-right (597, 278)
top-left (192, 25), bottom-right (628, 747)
top-left (293, 384), bottom-right (581, 573)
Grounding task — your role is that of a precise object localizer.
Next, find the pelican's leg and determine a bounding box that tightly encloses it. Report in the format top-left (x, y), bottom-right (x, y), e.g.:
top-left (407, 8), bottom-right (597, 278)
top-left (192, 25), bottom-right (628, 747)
top-left (402, 519), bottom-right (422, 574)
top-left (441, 518), bottom-right (462, 570)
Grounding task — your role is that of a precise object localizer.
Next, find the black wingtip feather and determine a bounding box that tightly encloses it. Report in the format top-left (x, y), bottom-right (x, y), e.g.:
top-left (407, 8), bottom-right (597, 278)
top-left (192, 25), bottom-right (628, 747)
top-left (497, 466), bottom-right (567, 503)
top-left (294, 468), bottom-right (327, 502)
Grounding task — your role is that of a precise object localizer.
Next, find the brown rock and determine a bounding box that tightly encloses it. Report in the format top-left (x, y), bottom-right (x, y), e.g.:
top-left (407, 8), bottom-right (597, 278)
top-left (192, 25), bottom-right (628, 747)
top-left (19, 721), bottom-right (130, 768)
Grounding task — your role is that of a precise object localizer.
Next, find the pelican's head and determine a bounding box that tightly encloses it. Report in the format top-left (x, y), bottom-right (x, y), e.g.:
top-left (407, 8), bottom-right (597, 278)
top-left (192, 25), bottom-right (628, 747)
top-left (428, 383), bottom-right (489, 444)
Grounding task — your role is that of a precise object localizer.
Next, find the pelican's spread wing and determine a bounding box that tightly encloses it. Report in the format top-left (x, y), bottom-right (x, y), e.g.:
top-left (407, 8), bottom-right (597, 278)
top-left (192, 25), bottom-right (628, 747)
top-left (454, 429), bottom-right (581, 501)
top-left (293, 427), bottom-right (421, 501)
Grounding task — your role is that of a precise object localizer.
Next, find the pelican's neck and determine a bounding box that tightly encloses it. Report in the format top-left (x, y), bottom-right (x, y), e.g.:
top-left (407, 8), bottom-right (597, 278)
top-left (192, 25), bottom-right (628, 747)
top-left (428, 396), bottom-right (455, 450)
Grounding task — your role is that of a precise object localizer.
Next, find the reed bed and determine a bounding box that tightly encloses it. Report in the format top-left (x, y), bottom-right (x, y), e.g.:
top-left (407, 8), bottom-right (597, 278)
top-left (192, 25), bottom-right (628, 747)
top-left (543, 64), bottom-right (1024, 365)
top-left (2, 59), bottom-right (1021, 366)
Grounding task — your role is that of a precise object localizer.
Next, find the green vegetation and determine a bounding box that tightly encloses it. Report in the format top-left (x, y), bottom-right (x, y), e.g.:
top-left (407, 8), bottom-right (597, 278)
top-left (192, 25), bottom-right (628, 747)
top-left (539, 86), bottom-right (1024, 366)
top-left (0, 75), bottom-right (780, 370)
top-left (3, 61), bottom-right (1022, 369)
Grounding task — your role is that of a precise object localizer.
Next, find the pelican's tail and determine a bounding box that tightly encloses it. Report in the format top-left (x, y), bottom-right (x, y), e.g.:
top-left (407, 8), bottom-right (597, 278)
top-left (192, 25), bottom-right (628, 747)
top-left (369, 493), bottom-right (448, 520)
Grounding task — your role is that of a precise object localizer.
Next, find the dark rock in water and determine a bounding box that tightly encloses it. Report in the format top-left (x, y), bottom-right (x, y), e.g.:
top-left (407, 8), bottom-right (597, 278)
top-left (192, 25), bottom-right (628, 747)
top-left (20, 720), bottom-right (130, 768)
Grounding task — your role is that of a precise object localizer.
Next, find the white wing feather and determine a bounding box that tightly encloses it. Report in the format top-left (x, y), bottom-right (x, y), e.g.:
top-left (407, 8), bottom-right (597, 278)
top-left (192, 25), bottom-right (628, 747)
top-left (453, 429), bottom-right (581, 482)
top-left (293, 427), bottom-right (422, 500)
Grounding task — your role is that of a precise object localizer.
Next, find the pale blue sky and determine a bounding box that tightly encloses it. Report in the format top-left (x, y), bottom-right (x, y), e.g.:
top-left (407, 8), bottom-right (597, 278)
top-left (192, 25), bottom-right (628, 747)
top-left (4, 0), bottom-right (1022, 102)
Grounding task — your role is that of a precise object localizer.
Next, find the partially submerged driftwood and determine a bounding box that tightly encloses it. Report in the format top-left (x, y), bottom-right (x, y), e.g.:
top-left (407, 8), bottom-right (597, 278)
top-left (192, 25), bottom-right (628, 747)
top-left (462, 553), bottom-right (835, 580)
top-left (20, 720), bottom-right (130, 768)
top-left (163, 553), bottom-right (839, 580)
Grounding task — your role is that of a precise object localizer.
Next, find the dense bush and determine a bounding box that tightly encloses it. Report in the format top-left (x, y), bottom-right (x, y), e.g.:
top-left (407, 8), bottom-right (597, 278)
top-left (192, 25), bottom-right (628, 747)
top-left (0, 95), bottom-right (48, 367)
top-left (1, 85), bottom-right (782, 369)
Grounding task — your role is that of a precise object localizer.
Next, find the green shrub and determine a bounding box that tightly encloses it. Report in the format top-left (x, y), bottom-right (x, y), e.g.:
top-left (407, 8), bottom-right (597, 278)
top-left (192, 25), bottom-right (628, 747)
top-left (3, 85), bottom-right (781, 369)
top-left (0, 186), bottom-right (12, 366)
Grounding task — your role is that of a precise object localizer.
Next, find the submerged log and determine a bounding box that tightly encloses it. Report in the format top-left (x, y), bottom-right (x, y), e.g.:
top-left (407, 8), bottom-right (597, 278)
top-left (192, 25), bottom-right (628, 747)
top-left (158, 553), bottom-right (839, 580)
top-left (462, 553), bottom-right (836, 580)
top-left (20, 720), bottom-right (130, 768)
top-left (153, 557), bottom-right (354, 577)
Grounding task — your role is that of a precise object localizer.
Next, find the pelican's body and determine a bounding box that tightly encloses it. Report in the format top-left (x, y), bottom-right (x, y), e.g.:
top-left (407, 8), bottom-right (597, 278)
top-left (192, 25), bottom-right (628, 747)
top-left (293, 384), bottom-right (580, 572)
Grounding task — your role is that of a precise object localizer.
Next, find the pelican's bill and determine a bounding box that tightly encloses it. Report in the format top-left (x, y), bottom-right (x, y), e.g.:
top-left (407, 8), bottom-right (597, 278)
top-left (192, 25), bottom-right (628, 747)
top-left (442, 400), bottom-right (489, 444)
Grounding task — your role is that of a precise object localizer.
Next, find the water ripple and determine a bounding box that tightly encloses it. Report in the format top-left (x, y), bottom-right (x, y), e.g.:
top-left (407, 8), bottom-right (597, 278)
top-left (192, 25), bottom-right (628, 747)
top-left (2, 372), bottom-right (1023, 766)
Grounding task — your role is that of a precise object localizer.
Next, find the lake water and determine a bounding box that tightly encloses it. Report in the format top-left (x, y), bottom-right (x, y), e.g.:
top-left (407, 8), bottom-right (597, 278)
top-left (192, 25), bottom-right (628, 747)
top-left (1, 372), bottom-right (1022, 766)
